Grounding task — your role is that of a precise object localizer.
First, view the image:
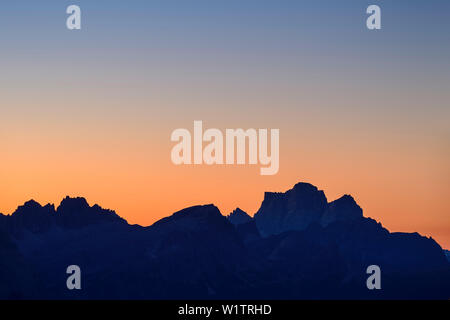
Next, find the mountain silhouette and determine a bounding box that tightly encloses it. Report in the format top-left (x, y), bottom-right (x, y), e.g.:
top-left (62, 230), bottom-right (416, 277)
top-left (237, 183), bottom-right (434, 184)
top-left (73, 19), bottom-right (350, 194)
top-left (0, 182), bottom-right (449, 299)
top-left (254, 183), bottom-right (364, 236)
top-left (227, 208), bottom-right (252, 225)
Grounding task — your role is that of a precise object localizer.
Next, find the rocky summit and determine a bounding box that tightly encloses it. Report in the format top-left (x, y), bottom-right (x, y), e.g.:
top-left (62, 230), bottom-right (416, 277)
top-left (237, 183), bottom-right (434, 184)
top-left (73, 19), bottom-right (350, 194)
top-left (254, 182), bottom-right (363, 237)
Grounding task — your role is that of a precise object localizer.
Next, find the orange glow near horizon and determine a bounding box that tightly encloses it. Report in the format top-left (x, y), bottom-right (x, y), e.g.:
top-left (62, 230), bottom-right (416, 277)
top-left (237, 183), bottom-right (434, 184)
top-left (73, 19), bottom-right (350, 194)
top-left (1, 3), bottom-right (449, 249)
top-left (1, 113), bottom-right (449, 249)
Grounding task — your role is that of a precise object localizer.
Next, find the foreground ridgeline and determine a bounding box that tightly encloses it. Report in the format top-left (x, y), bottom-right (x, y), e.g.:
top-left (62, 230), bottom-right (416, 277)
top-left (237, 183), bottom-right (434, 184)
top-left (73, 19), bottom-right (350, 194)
top-left (0, 182), bottom-right (449, 299)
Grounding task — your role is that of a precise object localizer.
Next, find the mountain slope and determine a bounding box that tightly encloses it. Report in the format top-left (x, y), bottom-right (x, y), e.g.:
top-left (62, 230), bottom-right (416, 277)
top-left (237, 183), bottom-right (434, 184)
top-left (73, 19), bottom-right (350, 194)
top-left (0, 183), bottom-right (448, 299)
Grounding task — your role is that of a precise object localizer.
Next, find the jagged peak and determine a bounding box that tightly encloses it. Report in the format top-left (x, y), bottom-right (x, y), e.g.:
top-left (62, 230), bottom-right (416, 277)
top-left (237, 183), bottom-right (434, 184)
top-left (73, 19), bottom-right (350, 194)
top-left (12, 199), bottom-right (55, 217)
top-left (4, 196), bottom-right (124, 231)
top-left (263, 182), bottom-right (327, 201)
top-left (320, 194), bottom-right (363, 227)
top-left (227, 208), bottom-right (252, 225)
top-left (229, 207), bottom-right (249, 215)
top-left (292, 182), bottom-right (320, 191)
top-left (56, 196), bottom-right (90, 213)
top-left (289, 182), bottom-right (327, 200)
top-left (14, 199), bottom-right (42, 212)
top-left (328, 194), bottom-right (362, 214)
top-left (23, 199), bottom-right (42, 207)
top-left (329, 194), bottom-right (359, 208)
top-left (56, 196), bottom-right (125, 226)
top-left (330, 194), bottom-right (356, 205)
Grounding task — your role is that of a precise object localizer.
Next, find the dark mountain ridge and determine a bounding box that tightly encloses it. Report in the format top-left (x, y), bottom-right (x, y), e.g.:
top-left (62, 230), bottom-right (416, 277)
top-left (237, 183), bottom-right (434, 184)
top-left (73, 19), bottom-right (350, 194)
top-left (227, 208), bottom-right (252, 226)
top-left (254, 182), bottom-right (363, 236)
top-left (0, 182), bottom-right (449, 299)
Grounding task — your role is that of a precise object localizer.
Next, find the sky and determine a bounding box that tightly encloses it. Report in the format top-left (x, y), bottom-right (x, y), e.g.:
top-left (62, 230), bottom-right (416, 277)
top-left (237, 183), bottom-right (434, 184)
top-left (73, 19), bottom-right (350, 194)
top-left (1, 1), bottom-right (449, 248)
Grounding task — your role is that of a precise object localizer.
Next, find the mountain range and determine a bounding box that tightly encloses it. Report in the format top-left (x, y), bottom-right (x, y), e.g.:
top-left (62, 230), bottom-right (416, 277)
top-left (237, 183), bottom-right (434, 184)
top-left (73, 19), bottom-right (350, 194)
top-left (0, 182), bottom-right (449, 299)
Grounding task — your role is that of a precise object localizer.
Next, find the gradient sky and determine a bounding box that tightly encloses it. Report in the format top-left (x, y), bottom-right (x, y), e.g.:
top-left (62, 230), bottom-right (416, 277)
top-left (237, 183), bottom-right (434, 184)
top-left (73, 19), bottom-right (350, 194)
top-left (1, 1), bottom-right (449, 248)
